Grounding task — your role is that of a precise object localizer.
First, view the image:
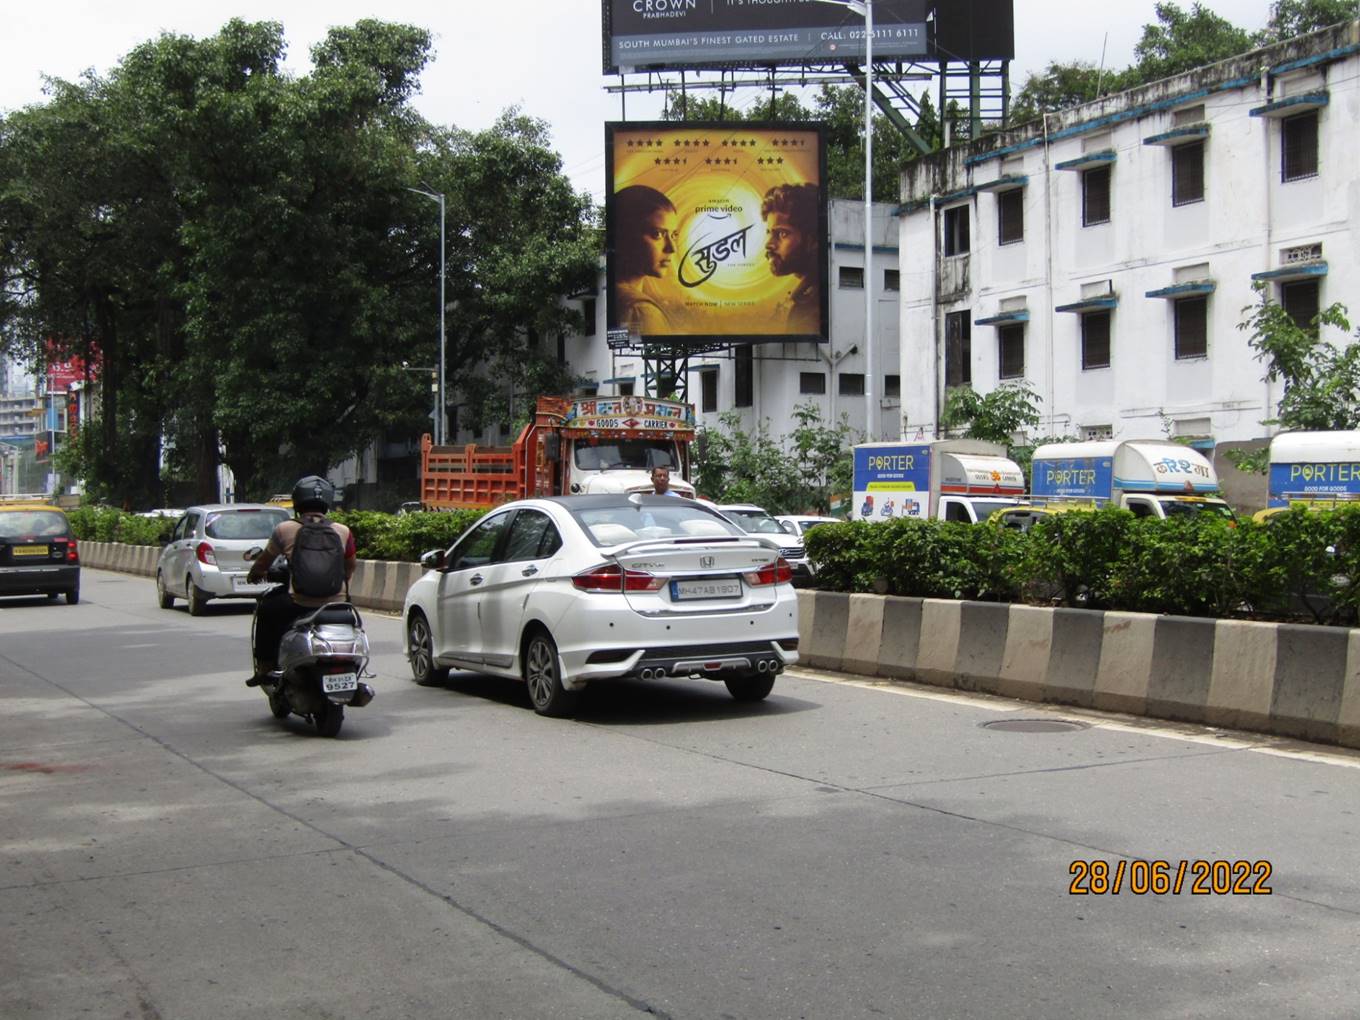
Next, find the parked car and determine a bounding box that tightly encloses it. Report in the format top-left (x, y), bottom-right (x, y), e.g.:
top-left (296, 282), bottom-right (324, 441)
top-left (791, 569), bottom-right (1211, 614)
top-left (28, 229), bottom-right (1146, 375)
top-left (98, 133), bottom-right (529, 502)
top-left (0, 502), bottom-right (80, 604)
top-left (156, 503), bottom-right (292, 615)
top-left (714, 504), bottom-right (812, 586)
top-left (403, 494), bottom-right (799, 716)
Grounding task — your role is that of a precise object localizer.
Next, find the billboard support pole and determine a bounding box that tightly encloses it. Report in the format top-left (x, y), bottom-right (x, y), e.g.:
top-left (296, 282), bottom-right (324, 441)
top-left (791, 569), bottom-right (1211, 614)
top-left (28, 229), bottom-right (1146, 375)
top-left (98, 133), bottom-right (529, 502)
top-left (815, 0), bottom-right (874, 441)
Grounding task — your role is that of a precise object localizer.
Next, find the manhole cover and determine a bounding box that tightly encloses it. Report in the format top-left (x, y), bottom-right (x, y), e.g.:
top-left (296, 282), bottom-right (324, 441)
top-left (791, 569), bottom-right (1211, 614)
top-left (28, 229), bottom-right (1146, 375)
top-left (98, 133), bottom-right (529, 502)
top-left (981, 718), bottom-right (1090, 733)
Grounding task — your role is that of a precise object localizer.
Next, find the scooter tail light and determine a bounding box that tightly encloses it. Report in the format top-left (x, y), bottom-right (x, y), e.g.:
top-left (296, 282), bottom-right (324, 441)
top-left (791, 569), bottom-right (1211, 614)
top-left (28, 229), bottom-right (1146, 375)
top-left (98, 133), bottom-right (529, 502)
top-left (195, 541), bottom-right (217, 565)
top-left (572, 564), bottom-right (665, 592)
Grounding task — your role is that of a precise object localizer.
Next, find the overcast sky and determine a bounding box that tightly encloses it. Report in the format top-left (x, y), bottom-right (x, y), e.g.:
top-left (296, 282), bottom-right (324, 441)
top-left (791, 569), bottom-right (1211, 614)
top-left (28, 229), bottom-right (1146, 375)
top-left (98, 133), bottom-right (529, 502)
top-left (2, 1), bottom-right (1275, 201)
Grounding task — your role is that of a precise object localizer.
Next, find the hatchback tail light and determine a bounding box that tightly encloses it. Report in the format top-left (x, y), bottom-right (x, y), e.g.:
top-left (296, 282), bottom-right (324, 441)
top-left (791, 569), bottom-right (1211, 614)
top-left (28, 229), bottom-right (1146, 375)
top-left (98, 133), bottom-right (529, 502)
top-left (572, 564), bottom-right (665, 593)
top-left (743, 558), bottom-right (793, 587)
top-left (66, 537), bottom-right (79, 564)
top-left (195, 541), bottom-right (217, 565)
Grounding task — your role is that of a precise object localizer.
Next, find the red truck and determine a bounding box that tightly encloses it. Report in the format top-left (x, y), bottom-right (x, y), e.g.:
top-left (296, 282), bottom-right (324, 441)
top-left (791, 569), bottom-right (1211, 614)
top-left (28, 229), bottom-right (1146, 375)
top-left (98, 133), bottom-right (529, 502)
top-left (419, 395), bottom-right (698, 510)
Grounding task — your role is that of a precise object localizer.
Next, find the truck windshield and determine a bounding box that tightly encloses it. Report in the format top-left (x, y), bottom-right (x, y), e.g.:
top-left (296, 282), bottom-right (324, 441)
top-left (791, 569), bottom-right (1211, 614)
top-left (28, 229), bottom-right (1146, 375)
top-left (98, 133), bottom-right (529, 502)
top-left (1158, 499), bottom-right (1236, 520)
top-left (575, 439), bottom-right (676, 471)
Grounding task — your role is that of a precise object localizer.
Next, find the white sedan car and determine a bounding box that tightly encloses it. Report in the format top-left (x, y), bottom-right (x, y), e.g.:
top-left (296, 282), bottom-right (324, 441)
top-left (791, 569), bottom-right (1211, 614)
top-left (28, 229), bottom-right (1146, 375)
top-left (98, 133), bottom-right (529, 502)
top-left (402, 494), bottom-right (800, 716)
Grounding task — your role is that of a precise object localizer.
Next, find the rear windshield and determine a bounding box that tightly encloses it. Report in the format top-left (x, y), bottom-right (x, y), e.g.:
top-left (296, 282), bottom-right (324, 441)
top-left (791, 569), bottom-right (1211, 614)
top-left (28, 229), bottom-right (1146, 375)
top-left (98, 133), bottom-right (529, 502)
top-left (205, 509), bottom-right (290, 540)
top-left (572, 503), bottom-right (744, 546)
top-left (0, 510), bottom-right (69, 540)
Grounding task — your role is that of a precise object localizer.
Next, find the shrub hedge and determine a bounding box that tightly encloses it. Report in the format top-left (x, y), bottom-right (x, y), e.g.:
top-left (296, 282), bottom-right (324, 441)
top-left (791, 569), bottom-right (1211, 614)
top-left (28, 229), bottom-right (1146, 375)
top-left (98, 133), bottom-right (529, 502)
top-left (803, 505), bottom-right (1360, 625)
top-left (68, 506), bottom-right (487, 563)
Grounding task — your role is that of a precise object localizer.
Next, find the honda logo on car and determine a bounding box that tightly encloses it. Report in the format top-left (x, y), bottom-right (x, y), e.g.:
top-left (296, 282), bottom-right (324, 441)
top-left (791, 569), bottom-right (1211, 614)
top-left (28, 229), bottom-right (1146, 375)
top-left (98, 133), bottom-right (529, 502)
top-left (700, 555), bottom-right (715, 568)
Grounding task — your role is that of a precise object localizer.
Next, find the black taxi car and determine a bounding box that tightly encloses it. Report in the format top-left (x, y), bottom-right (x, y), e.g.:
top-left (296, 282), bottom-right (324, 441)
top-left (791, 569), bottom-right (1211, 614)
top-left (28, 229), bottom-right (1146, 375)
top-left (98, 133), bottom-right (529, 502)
top-left (0, 503), bottom-right (81, 604)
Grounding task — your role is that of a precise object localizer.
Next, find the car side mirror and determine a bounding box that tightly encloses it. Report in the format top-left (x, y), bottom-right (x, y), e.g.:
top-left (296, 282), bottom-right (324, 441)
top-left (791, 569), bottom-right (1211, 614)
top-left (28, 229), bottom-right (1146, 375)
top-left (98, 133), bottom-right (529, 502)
top-left (779, 521), bottom-right (798, 536)
top-left (420, 548), bottom-right (447, 571)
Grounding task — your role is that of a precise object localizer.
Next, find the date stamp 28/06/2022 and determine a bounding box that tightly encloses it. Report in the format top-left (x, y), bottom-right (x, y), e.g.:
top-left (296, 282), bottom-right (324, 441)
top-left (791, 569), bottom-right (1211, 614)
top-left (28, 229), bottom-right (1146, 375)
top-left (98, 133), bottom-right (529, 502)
top-left (1069, 859), bottom-right (1273, 896)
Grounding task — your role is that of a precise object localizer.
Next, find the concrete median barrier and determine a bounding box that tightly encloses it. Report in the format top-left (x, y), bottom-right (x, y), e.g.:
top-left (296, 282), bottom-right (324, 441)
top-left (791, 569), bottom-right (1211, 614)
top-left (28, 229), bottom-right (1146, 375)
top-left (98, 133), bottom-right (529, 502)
top-left (795, 589), bottom-right (1360, 751)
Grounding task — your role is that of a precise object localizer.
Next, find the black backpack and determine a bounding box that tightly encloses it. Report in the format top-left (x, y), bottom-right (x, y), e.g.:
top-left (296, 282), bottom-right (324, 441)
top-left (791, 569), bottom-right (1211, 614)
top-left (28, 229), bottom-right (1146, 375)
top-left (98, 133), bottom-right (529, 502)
top-left (291, 517), bottom-right (346, 599)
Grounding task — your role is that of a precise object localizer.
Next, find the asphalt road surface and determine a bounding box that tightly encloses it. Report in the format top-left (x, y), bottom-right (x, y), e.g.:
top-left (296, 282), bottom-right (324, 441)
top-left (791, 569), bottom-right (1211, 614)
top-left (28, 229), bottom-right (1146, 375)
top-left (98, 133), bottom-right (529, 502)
top-left (2, 568), bottom-right (1358, 1019)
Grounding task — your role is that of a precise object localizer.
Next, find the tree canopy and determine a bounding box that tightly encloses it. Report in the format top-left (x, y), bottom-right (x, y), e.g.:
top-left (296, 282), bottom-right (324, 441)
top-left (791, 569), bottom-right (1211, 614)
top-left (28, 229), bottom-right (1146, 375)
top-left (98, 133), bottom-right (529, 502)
top-left (0, 19), bottom-right (597, 504)
top-left (1011, 1), bottom-right (1353, 122)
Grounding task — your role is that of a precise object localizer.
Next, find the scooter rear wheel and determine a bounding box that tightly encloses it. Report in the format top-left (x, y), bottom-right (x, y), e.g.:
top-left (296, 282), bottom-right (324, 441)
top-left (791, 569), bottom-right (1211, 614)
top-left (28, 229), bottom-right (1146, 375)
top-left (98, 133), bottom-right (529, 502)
top-left (313, 701), bottom-right (344, 737)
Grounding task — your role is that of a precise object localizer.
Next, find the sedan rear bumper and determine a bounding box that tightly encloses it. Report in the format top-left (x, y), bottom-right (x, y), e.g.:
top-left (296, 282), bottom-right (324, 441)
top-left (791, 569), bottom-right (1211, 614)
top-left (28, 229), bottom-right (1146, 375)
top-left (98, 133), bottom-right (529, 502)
top-left (572, 637), bottom-right (799, 685)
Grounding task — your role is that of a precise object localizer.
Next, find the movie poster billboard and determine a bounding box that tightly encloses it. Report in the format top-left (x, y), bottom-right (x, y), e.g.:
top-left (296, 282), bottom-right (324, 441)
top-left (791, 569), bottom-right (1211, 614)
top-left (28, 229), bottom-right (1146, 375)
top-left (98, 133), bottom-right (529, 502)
top-left (603, 0), bottom-right (928, 72)
top-left (606, 121), bottom-right (827, 343)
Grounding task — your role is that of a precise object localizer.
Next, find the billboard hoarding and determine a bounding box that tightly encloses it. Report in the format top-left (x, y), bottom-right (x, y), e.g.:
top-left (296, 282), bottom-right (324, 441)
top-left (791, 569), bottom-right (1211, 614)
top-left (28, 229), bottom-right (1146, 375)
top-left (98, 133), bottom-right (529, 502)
top-left (852, 444), bottom-right (931, 521)
top-left (606, 121), bottom-right (828, 344)
top-left (602, 1), bottom-right (1012, 74)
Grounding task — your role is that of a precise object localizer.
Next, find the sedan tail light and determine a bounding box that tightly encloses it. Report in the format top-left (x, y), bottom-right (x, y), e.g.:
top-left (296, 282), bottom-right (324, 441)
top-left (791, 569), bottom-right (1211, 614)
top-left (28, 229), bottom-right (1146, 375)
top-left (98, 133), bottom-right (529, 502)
top-left (572, 564), bottom-right (665, 593)
top-left (743, 558), bottom-right (793, 587)
top-left (195, 541), bottom-right (217, 566)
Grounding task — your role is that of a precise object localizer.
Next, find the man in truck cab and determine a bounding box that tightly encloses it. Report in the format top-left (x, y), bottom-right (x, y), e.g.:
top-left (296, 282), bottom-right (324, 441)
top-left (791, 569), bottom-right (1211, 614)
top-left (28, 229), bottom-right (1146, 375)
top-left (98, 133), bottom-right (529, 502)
top-left (651, 465), bottom-right (681, 497)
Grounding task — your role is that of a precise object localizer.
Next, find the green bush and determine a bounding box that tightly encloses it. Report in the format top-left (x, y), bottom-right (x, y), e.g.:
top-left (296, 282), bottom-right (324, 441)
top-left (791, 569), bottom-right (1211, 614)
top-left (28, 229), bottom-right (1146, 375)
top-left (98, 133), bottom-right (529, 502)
top-left (332, 509), bottom-right (485, 562)
top-left (806, 505), bottom-right (1360, 624)
top-left (67, 506), bottom-right (176, 546)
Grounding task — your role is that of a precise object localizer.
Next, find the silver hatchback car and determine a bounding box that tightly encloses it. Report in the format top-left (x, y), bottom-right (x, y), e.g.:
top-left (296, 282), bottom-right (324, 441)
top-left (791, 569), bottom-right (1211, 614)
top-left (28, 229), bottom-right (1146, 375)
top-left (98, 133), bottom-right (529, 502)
top-left (156, 504), bottom-right (292, 615)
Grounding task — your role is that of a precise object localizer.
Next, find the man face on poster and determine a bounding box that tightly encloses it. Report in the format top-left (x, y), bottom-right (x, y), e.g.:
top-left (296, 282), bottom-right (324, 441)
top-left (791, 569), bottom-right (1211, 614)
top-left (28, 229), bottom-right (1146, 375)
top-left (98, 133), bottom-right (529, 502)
top-left (762, 183), bottom-right (818, 281)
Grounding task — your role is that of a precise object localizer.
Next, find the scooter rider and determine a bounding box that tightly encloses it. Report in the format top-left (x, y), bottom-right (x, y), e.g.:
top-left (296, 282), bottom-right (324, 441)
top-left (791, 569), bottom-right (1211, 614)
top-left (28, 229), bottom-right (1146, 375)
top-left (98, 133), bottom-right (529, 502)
top-left (244, 476), bottom-right (356, 687)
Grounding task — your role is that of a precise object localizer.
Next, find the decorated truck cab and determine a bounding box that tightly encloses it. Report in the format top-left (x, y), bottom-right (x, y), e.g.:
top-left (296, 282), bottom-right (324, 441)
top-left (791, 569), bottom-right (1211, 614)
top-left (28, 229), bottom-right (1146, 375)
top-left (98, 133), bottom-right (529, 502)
top-left (419, 395), bottom-right (696, 510)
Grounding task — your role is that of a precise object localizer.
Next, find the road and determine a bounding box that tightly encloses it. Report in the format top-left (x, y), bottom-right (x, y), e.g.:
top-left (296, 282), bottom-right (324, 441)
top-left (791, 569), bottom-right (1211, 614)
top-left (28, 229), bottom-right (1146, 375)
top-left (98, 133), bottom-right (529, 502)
top-left (2, 568), bottom-right (1358, 1019)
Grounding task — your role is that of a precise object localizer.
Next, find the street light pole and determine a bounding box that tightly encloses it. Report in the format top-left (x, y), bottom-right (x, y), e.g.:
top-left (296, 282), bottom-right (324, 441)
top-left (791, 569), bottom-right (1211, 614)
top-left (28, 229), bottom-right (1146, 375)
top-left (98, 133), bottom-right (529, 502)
top-left (814, 0), bottom-right (875, 441)
top-left (406, 187), bottom-right (446, 445)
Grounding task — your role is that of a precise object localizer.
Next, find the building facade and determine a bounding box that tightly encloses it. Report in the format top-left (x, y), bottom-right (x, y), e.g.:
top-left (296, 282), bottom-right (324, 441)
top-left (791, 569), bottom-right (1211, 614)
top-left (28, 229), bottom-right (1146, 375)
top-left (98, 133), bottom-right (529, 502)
top-left (561, 198), bottom-right (902, 441)
top-left (897, 20), bottom-right (1359, 451)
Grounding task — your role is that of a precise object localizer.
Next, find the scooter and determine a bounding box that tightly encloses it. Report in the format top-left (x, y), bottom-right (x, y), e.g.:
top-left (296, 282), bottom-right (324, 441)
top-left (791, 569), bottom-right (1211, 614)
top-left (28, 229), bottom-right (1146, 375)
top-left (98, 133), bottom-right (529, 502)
top-left (248, 551), bottom-right (375, 737)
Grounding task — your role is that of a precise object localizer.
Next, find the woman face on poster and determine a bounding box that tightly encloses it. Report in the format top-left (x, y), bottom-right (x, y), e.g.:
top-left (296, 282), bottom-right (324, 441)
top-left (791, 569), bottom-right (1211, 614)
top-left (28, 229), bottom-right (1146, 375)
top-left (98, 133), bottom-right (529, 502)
top-left (615, 186), bottom-right (679, 283)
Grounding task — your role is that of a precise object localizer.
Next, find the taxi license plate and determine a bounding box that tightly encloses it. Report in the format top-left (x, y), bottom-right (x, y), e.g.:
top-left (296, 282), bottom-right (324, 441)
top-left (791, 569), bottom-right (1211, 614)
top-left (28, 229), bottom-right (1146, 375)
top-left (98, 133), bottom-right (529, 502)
top-left (323, 672), bottom-right (358, 693)
top-left (11, 545), bottom-right (49, 558)
top-left (671, 577), bottom-right (742, 601)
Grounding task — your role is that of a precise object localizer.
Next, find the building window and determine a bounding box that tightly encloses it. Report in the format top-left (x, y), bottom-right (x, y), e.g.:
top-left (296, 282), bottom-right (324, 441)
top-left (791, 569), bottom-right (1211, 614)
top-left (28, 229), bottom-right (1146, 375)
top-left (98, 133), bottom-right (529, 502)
top-left (1171, 141), bottom-right (1204, 206)
top-left (1173, 296), bottom-right (1208, 359)
top-left (800, 372), bottom-right (827, 395)
top-left (943, 205), bottom-right (970, 256)
top-left (884, 269), bottom-right (900, 291)
top-left (1082, 165), bottom-right (1111, 226)
top-left (1282, 111), bottom-right (1318, 182)
top-left (699, 368), bottom-right (717, 413)
top-left (998, 323), bottom-right (1025, 379)
top-left (734, 344), bottom-right (753, 407)
top-left (1081, 310), bottom-right (1112, 369)
top-left (945, 310), bottom-right (972, 386)
top-left (883, 374), bottom-right (900, 398)
top-left (581, 298), bottom-right (597, 336)
top-left (997, 188), bottom-right (1024, 244)
top-left (839, 266), bottom-right (864, 289)
top-left (618, 380), bottom-right (635, 397)
top-left (1281, 279), bottom-right (1320, 332)
top-left (1082, 424), bottom-right (1113, 441)
top-left (839, 372), bottom-right (865, 396)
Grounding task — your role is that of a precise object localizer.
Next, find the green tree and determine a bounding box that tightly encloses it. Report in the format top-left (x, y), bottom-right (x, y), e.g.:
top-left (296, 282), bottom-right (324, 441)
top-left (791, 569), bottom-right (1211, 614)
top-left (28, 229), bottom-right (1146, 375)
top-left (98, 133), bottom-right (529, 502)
top-left (1260, 0), bottom-right (1356, 42)
top-left (1229, 285), bottom-right (1357, 473)
top-left (1131, 2), bottom-right (1255, 82)
top-left (1, 20), bottom-right (597, 504)
top-left (939, 381), bottom-right (1041, 444)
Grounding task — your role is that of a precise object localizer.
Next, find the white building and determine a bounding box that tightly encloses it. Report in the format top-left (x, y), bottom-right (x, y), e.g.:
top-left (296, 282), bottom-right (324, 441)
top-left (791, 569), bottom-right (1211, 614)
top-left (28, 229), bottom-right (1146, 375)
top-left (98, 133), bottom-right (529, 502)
top-left (562, 198), bottom-right (902, 440)
top-left (897, 20), bottom-right (1359, 452)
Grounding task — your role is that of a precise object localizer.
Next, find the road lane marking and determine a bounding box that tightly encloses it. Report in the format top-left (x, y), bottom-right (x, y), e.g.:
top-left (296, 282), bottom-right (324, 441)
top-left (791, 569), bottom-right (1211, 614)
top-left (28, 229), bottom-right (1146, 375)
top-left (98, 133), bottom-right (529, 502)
top-left (784, 667), bottom-right (1360, 770)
